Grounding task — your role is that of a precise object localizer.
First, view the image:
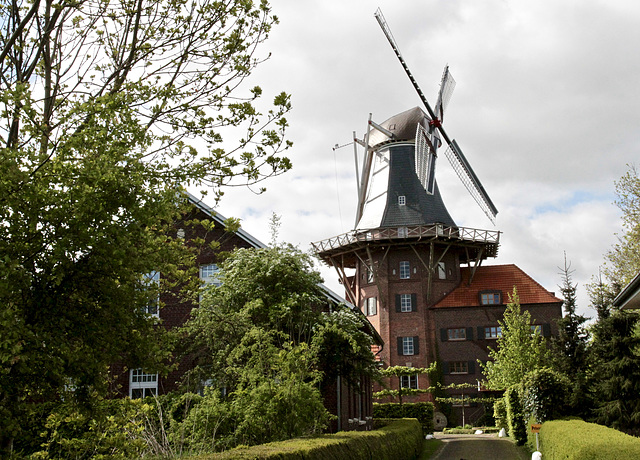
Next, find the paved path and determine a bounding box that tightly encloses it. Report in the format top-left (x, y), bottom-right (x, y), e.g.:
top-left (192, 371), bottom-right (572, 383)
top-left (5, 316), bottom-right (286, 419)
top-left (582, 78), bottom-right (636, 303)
top-left (430, 433), bottom-right (530, 460)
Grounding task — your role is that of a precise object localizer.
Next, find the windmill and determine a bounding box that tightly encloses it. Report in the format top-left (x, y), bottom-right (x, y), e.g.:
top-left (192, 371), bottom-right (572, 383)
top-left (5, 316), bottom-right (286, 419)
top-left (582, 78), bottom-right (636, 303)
top-left (353, 9), bottom-right (498, 229)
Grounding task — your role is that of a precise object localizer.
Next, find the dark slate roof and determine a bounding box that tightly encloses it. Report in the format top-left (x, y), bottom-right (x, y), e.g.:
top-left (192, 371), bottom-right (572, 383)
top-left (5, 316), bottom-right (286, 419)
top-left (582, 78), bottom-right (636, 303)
top-left (381, 143), bottom-right (456, 227)
top-left (433, 264), bottom-right (562, 308)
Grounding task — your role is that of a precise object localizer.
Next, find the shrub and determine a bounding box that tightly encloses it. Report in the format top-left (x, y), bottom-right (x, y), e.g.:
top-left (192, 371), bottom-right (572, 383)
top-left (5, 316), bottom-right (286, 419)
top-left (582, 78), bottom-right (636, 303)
top-left (189, 418), bottom-right (423, 460)
top-left (373, 402), bottom-right (435, 433)
top-left (493, 398), bottom-right (507, 430)
top-left (522, 367), bottom-right (570, 422)
top-left (540, 419), bottom-right (640, 459)
top-left (505, 386), bottom-right (527, 445)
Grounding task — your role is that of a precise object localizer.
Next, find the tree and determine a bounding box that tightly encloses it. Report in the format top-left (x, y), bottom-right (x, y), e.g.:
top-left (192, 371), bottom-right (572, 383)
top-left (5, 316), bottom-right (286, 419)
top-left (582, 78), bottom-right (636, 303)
top-left (180, 244), bottom-right (379, 446)
top-left (551, 254), bottom-right (589, 376)
top-left (1, 0), bottom-right (291, 452)
top-left (588, 309), bottom-right (640, 434)
top-left (603, 164), bottom-right (640, 286)
top-left (480, 287), bottom-right (549, 390)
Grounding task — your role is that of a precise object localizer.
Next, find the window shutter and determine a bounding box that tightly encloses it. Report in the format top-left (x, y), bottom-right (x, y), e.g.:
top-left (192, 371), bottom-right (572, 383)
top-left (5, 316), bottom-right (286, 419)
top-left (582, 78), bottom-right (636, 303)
top-left (411, 294), bottom-right (418, 311)
top-left (442, 361), bottom-right (450, 374)
top-left (440, 328), bottom-right (448, 342)
top-left (413, 336), bottom-right (419, 355)
top-left (466, 327), bottom-right (474, 340)
top-left (395, 295), bottom-right (401, 312)
top-left (372, 297), bottom-right (377, 316)
top-left (468, 361), bottom-right (475, 374)
top-left (397, 337), bottom-right (403, 355)
top-left (542, 323), bottom-right (551, 337)
top-left (477, 326), bottom-right (485, 339)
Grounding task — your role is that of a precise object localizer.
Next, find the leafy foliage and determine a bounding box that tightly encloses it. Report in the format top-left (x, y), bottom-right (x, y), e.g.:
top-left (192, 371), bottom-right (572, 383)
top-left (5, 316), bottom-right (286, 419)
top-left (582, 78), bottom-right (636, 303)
top-left (505, 385), bottom-right (527, 445)
top-left (1, 0), bottom-right (292, 452)
top-left (480, 287), bottom-right (549, 390)
top-left (373, 402), bottom-right (435, 433)
top-left (521, 367), bottom-right (570, 423)
top-left (180, 244), bottom-right (378, 448)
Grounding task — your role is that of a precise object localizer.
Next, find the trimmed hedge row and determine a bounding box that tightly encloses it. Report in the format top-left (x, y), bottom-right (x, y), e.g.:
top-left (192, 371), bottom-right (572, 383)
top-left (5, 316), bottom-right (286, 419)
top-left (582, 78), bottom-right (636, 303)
top-left (190, 418), bottom-right (423, 460)
top-left (540, 419), bottom-right (640, 459)
top-left (373, 402), bottom-right (435, 433)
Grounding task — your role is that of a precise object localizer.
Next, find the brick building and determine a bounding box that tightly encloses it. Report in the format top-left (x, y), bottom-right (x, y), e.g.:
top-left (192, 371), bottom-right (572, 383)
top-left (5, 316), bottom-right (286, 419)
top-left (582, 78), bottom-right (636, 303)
top-left (313, 107), bottom-right (562, 425)
top-left (112, 192), bottom-right (381, 431)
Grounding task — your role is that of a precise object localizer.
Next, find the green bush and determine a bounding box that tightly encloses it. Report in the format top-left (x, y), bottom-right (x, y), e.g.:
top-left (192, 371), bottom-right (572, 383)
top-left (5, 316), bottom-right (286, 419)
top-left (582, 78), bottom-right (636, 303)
top-left (522, 367), bottom-right (570, 422)
top-left (505, 386), bottom-right (527, 445)
top-left (31, 399), bottom-right (149, 460)
top-left (493, 398), bottom-right (507, 430)
top-left (540, 419), bottom-right (640, 459)
top-left (373, 402), bottom-right (434, 433)
top-left (188, 418), bottom-right (423, 460)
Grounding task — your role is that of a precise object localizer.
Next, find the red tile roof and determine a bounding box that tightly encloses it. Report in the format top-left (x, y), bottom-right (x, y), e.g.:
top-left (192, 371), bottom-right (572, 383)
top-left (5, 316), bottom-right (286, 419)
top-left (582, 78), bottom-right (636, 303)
top-left (434, 264), bottom-right (561, 308)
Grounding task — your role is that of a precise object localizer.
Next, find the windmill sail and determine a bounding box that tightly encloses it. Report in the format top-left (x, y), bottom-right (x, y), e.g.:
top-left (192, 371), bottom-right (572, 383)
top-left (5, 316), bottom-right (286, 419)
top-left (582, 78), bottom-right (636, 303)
top-left (375, 7), bottom-right (498, 224)
top-left (415, 123), bottom-right (437, 194)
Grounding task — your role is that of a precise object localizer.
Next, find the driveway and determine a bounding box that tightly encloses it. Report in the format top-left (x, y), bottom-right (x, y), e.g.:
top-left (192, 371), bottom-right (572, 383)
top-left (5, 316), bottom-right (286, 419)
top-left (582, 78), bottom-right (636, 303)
top-left (430, 433), bottom-right (530, 460)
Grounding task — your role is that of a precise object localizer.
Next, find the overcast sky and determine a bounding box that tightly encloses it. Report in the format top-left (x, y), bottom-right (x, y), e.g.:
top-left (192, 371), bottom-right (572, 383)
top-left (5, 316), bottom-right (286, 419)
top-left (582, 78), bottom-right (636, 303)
top-left (201, 0), bottom-right (640, 319)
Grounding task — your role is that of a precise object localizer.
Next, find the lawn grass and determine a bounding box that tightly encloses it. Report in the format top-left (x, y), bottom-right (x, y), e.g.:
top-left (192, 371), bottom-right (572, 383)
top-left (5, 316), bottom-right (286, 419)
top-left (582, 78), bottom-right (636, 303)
top-left (417, 437), bottom-right (443, 460)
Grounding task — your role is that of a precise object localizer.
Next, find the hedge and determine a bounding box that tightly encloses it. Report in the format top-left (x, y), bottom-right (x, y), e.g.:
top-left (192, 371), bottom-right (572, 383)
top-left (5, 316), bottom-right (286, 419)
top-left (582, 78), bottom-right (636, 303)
top-left (188, 418), bottom-right (423, 460)
top-left (540, 419), bottom-right (640, 460)
top-left (373, 402), bottom-right (435, 433)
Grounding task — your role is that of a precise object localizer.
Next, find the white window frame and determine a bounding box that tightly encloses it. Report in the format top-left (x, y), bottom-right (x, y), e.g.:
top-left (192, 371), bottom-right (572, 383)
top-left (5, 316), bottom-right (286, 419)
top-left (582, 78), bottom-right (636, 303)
top-left (398, 195), bottom-right (406, 206)
top-left (129, 369), bottom-right (158, 399)
top-left (365, 297), bottom-right (377, 316)
top-left (200, 264), bottom-right (221, 287)
top-left (399, 261), bottom-right (410, 279)
top-left (400, 374), bottom-right (418, 389)
top-left (447, 328), bottom-right (466, 341)
top-left (437, 262), bottom-right (446, 279)
top-left (402, 337), bottom-right (415, 356)
top-left (531, 325), bottom-right (542, 335)
top-left (144, 271), bottom-right (160, 317)
top-left (400, 294), bottom-right (412, 312)
top-left (397, 226), bottom-right (408, 238)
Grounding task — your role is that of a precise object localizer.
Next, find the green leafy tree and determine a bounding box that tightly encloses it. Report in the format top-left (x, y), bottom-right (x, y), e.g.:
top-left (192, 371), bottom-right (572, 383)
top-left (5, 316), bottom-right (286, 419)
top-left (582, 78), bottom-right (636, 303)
top-left (180, 244), bottom-right (378, 446)
top-left (480, 287), bottom-right (549, 390)
top-left (1, 0), bottom-right (291, 452)
top-left (603, 164), bottom-right (640, 286)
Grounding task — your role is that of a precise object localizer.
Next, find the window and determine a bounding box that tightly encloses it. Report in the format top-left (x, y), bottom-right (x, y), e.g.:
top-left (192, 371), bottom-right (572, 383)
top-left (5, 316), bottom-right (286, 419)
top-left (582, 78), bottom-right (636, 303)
top-left (437, 262), bottom-right (446, 279)
top-left (531, 325), bottom-right (542, 335)
top-left (400, 374), bottom-right (418, 389)
top-left (484, 326), bottom-right (502, 339)
top-left (398, 195), bottom-right (406, 206)
top-left (144, 271), bottom-right (160, 317)
top-left (480, 291), bottom-right (501, 305)
top-left (367, 267), bottom-right (374, 283)
top-left (396, 293), bottom-right (417, 312)
top-left (450, 361), bottom-right (469, 374)
top-left (403, 337), bottom-right (414, 355)
top-left (397, 226), bottom-right (408, 238)
top-left (200, 264), bottom-right (221, 287)
top-left (365, 297), bottom-right (377, 316)
top-left (399, 261), bottom-right (410, 279)
top-left (400, 294), bottom-right (412, 312)
top-left (129, 369), bottom-right (158, 398)
top-left (398, 336), bottom-right (419, 356)
top-left (447, 328), bottom-right (466, 341)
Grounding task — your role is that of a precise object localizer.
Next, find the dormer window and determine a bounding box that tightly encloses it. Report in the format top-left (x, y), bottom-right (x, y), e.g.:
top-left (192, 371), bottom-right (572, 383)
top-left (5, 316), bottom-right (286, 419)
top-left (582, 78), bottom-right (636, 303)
top-left (480, 290), bottom-right (501, 305)
top-left (398, 195), bottom-right (406, 206)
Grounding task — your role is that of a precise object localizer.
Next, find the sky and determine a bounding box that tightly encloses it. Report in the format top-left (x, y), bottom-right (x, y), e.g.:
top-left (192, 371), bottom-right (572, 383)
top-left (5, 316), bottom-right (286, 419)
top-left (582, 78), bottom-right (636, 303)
top-left (201, 0), bottom-right (640, 319)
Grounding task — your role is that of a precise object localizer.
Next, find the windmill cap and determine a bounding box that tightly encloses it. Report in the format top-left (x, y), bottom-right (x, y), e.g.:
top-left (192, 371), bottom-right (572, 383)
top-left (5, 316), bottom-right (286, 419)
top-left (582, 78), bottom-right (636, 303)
top-left (368, 106), bottom-right (430, 148)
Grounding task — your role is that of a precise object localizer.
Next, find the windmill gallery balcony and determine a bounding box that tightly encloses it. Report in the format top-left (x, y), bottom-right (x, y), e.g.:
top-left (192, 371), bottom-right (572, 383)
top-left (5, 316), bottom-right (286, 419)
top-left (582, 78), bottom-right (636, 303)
top-left (312, 223), bottom-right (500, 263)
